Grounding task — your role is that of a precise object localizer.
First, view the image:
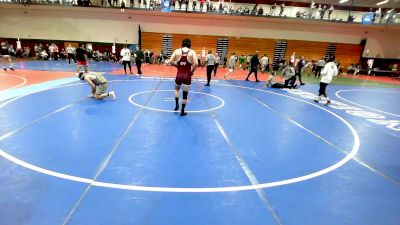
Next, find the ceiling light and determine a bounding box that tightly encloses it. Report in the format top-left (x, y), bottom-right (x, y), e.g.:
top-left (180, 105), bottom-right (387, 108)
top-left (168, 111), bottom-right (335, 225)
top-left (376, 0), bottom-right (389, 5)
top-left (339, 0), bottom-right (349, 3)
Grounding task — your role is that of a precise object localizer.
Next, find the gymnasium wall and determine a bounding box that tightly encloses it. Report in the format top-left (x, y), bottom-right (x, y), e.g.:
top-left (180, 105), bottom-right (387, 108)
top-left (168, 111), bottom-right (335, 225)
top-left (0, 4), bottom-right (399, 59)
top-left (142, 32), bottom-right (364, 69)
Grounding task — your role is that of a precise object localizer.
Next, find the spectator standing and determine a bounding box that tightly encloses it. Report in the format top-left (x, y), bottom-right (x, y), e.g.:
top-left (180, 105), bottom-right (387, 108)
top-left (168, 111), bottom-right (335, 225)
top-left (204, 50), bottom-right (215, 86)
top-left (270, 3), bottom-right (276, 16)
top-left (238, 54), bottom-right (245, 70)
top-left (328, 5), bottom-right (334, 20)
top-left (121, 0), bottom-right (126, 11)
top-left (120, 45), bottom-right (133, 75)
top-left (375, 8), bottom-right (382, 23)
top-left (213, 53), bottom-right (220, 76)
top-left (201, 47), bottom-right (206, 68)
top-left (60, 48), bottom-right (66, 60)
top-left (316, 5), bottom-right (322, 19)
top-left (192, 0), bottom-right (197, 11)
top-left (260, 54), bottom-right (269, 72)
top-left (199, 0), bottom-right (205, 11)
top-left (75, 43), bottom-right (88, 74)
top-left (279, 3), bottom-right (285, 16)
top-left (49, 44), bottom-right (55, 60)
top-left (66, 44), bottom-right (76, 64)
top-left (16, 39), bottom-right (22, 58)
top-left (295, 56), bottom-right (305, 85)
top-left (316, 58), bottom-right (325, 77)
top-left (111, 44), bottom-right (117, 62)
top-left (135, 46), bottom-right (144, 75)
top-left (224, 52), bottom-right (237, 79)
top-left (321, 5), bottom-right (326, 19)
top-left (314, 56), bottom-right (338, 105)
top-left (245, 51), bottom-right (260, 82)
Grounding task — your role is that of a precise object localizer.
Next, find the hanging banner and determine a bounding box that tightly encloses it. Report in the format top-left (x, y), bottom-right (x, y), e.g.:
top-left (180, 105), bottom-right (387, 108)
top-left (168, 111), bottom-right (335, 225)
top-left (161, 0), bottom-right (172, 12)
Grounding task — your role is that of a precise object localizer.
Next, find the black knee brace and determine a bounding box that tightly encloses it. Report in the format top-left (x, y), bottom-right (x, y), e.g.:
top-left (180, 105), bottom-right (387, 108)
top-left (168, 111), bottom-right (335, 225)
top-left (182, 91), bottom-right (188, 100)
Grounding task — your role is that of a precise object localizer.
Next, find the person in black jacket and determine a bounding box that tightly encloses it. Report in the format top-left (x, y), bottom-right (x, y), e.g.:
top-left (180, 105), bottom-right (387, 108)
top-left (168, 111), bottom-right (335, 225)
top-left (245, 51), bottom-right (260, 82)
top-left (135, 46), bottom-right (144, 76)
top-left (295, 56), bottom-right (306, 85)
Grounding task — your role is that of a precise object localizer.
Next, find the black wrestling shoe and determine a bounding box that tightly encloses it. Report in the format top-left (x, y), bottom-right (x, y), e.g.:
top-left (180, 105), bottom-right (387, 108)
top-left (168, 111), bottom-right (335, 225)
top-left (204, 83), bottom-right (210, 86)
top-left (180, 111), bottom-right (187, 116)
top-left (10, 68), bottom-right (14, 71)
top-left (174, 105), bottom-right (179, 111)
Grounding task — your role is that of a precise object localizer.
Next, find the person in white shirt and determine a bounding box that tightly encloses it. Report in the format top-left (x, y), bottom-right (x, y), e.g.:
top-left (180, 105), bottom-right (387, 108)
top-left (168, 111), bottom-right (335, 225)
top-left (316, 5), bottom-right (321, 19)
top-left (111, 43), bottom-right (117, 62)
top-left (315, 57), bottom-right (325, 77)
top-left (49, 44), bottom-right (55, 60)
top-left (282, 62), bottom-right (296, 88)
top-left (66, 44), bottom-right (76, 64)
top-left (328, 5), bottom-right (334, 20)
top-left (224, 52), bottom-right (237, 79)
top-left (16, 38), bottom-right (22, 58)
top-left (290, 52), bottom-right (295, 64)
top-left (260, 54), bottom-right (269, 72)
top-left (314, 56), bottom-right (338, 105)
top-left (204, 50), bottom-right (215, 86)
top-left (120, 45), bottom-right (133, 75)
top-left (375, 8), bottom-right (382, 23)
top-left (213, 53), bottom-right (220, 76)
top-left (201, 47), bottom-right (206, 68)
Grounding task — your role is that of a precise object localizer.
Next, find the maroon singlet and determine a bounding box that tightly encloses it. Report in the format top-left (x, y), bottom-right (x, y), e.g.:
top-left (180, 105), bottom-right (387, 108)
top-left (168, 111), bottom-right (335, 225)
top-left (175, 49), bottom-right (193, 85)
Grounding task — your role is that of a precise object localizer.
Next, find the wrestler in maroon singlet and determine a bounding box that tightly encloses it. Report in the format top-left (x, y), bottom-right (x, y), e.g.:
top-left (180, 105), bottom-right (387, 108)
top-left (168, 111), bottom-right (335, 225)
top-left (168, 38), bottom-right (198, 116)
top-left (175, 49), bottom-right (193, 85)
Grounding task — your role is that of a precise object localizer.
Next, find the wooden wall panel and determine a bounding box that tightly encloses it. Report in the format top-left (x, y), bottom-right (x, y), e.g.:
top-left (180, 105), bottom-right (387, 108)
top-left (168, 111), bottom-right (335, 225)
top-left (285, 40), bottom-right (329, 62)
top-left (142, 32), bottom-right (363, 69)
top-left (171, 34), bottom-right (222, 56)
top-left (141, 32), bottom-right (163, 53)
top-left (336, 43), bottom-right (363, 70)
top-left (227, 37), bottom-right (275, 61)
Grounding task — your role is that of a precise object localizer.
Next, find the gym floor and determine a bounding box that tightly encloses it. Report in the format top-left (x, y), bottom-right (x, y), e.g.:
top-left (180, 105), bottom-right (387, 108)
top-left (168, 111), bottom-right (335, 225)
top-left (0, 61), bottom-right (399, 225)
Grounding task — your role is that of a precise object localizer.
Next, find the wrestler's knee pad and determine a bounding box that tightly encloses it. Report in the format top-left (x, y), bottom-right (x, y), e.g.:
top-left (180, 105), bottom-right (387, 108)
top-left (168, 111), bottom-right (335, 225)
top-left (182, 91), bottom-right (189, 100)
top-left (182, 84), bottom-right (191, 92)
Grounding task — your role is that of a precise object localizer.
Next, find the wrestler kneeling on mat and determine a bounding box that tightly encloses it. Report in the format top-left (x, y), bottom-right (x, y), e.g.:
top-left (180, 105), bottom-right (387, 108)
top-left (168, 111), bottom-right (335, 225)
top-left (168, 38), bottom-right (198, 116)
top-left (78, 72), bottom-right (116, 100)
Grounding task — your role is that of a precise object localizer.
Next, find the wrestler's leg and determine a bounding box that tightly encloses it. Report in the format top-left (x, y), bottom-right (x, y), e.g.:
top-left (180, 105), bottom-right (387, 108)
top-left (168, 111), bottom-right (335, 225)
top-left (180, 84), bottom-right (191, 116)
top-left (174, 82), bottom-right (181, 111)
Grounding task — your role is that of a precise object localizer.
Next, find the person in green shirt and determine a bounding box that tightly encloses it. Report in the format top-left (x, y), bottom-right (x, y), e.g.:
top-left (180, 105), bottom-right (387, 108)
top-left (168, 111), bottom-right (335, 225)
top-left (238, 54), bottom-right (245, 70)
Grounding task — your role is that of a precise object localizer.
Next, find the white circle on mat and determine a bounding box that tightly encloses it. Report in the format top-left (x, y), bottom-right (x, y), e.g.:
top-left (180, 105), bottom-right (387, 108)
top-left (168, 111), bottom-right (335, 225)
top-left (128, 90), bottom-right (225, 113)
top-left (0, 79), bottom-right (360, 193)
top-left (335, 89), bottom-right (400, 117)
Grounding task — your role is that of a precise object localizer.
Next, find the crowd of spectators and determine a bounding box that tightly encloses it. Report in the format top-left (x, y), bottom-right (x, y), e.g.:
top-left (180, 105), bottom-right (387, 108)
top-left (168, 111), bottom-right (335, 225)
top-left (11, 0), bottom-right (398, 24)
top-left (7, 40), bottom-right (172, 67)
